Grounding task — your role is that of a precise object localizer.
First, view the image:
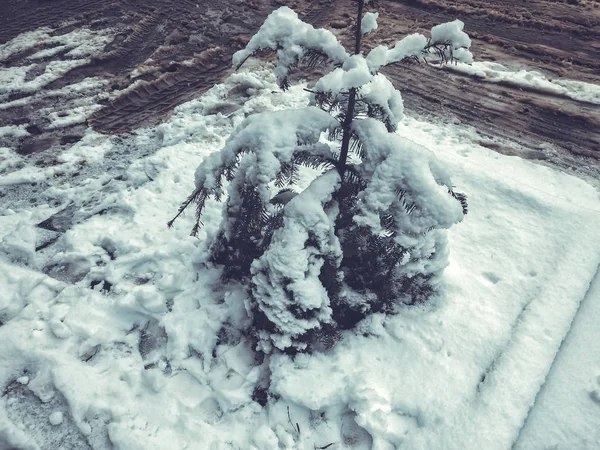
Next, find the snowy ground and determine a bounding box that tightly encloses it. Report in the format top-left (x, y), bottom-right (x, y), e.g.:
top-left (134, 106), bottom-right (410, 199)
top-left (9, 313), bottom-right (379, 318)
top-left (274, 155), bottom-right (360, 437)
top-left (1, 56), bottom-right (600, 450)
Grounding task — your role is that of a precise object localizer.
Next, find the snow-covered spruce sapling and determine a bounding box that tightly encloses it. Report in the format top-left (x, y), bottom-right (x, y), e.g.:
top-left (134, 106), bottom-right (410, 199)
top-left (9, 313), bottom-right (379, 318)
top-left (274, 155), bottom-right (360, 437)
top-left (170, 1), bottom-right (471, 353)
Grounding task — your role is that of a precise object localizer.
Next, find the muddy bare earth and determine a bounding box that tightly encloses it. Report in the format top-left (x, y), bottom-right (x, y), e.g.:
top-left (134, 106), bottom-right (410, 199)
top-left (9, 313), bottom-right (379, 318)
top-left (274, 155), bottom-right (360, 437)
top-left (0, 0), bottom-right (599, 178)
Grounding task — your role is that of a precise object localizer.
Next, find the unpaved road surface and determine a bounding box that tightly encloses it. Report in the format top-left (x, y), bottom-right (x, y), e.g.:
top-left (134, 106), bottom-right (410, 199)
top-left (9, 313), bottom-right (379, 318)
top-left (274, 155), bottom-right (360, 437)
top-left (1, 0), bottom-right (599, 178)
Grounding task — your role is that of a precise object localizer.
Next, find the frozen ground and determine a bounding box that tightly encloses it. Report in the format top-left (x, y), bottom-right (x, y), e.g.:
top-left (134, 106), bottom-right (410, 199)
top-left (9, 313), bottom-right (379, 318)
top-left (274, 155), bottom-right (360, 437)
top-left (0, 53), bottom-right (599, 448)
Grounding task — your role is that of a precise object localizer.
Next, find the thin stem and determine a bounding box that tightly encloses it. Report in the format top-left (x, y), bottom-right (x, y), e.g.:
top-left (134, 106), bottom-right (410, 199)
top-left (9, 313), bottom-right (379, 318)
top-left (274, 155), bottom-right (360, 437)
top-left (354, 0), bottom-right (364, 55)
top-left (337, 0), bottom-right (364, 179)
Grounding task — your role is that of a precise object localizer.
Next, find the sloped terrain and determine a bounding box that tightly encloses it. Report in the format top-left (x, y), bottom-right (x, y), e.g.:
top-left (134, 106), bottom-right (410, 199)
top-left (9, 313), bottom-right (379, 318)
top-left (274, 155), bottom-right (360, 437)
top-left (0, 0), bottom-right (598, 176)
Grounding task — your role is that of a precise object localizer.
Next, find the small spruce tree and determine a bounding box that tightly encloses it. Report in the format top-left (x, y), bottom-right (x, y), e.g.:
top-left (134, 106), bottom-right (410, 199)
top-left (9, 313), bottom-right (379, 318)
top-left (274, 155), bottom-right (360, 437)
top-left (170, 0), bottom-right (471, 353)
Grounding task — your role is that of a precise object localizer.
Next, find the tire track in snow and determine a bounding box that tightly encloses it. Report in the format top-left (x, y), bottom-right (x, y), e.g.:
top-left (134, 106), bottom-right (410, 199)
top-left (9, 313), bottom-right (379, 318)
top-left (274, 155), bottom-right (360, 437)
top-left (511, 262), bottom-right (600, 449)
top-left (458, 228), bottom-right (600, 449)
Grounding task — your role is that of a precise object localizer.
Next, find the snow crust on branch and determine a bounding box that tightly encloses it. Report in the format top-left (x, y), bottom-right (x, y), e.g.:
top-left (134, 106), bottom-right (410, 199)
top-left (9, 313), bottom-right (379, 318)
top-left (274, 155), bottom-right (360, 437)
top-left (313, 55), bottom-right (372, 93)
top-left (360, 74), bottom-right (404, 130)
top-left (361, 12), bottom-right (379, 35)
top-left (352, 118), bottom-right (463, 244)
top-left (251, 170), bottom-right (342, 351)
top-left (431, 19), bottom-right (471, 56)
top-left (232, 7), bottom-right (349, 82)
top-left (193, 107), bottom-right (338, 199)
top-left (366, 34), bottom-right (428, 72)
top-left (366, 20), bottom-right (473, 72)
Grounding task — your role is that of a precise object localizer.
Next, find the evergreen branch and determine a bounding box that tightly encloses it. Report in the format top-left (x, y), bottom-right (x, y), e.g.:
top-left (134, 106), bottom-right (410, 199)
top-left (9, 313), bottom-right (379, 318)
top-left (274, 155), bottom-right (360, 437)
top-left (405, 203), bottom-right (417, 215)
top-left (167, 187), bottom-right (210, 238)
top-left (328, 126), bottom-right (344, 143)
top-left (309, 90), bottom-right (351, 118)
top-left (292, 150), bottom-right (337, 171)
top-left (386, 40), bottom-right (466, 69)
top-left (448, 188), bottom-right (469, 215)
top-left (354, 97), bottom-right (395, 132)
top-left (170, 148), bottom-right (251, 234)
top-left (349, 134), bottom-right (366, 159)
top-left (341, 164), bottom-right (366, 187)
top-left (275, 50), bottom-right (334, 91)
top-left (394, 188), bottom-right (416, 215)
top-left (380, 212), bottom-right (396, 237)
top-left (395, 187), bottom-right (407, 201)
top-left (275, 162), bottom-right (300, 188)
top-left (279, 76), bottom-right (291, 91)
top-left (262, 208), bottom-right (285, 243)
top-left (301, 49), bottom-right (331, 69)
top-left (422, 225), bottom-right (436, 236)
top-left (167, 187), bottom-right (203, 228)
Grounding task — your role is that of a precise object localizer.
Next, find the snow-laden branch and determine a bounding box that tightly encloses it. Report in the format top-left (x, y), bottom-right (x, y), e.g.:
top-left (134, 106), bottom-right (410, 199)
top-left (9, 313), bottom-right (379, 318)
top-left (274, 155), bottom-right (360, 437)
top-left (352, 119), bottom-right (464, 238)
top-left (367, 19), bottom-right (473, 72)
top-left (232, 7), bottom-right (349, 83)
top-left (168, 107), bottom-right (339, 234)
top-left (307, 19), bottom-right (472, 130)
top-left (251, 170), bottom-right (341, 352)
top-left (194, 107), bottom-right (337, 195)
top-left (359, 74), bottom-right (404, 130)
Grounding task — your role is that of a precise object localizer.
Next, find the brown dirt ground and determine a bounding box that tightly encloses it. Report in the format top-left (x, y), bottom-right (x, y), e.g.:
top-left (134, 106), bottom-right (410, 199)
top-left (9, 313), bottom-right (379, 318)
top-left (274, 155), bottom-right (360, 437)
top-left (0, 0), bottom-right (599, 177)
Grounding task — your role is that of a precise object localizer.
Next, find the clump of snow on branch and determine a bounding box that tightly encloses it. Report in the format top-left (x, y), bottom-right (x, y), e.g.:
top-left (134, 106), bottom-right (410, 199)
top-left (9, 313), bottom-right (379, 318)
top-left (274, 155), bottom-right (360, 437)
top-left (232, 7), bottom-right (349, 83)
top-left (361, 12), bottom-right (379, 35)
top-left (366, 20), bottom-right (472, 72)
top-left (193, 106), bottom-right (337, 204)
top-left (359, 74), bottom-right (405, 131)
top-left (353, 119), bottom-right (463, 237)
top-left (430, 19), bottom-right (472, 63)
top-left (251, 171), bottom-right (341, 352)
top-left (313, 55), bottom-right (372, 93)
top-left (366, 34), bottom-right (428, 72)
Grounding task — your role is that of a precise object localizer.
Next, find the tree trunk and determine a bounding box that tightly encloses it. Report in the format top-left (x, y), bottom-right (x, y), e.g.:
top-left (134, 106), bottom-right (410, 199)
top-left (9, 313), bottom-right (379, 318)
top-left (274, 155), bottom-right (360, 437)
top-left (337, 0), bottom-right (364, 179)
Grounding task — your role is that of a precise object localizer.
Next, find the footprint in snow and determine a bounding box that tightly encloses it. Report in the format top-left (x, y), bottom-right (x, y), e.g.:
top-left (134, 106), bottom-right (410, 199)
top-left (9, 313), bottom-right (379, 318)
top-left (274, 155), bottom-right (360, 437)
top-left (482, 272), bottom-right (501, 284)
top-left (3, 378), bottom-right (111, 449)
top-left (341, 411), bottom-right (372, 449)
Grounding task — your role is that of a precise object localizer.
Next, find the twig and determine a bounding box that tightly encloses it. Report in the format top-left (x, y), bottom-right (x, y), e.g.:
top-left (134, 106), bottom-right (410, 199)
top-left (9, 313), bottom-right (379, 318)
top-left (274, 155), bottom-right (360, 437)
top-left (314, 443), bottom-right (335, 449)
top-left (287, 406), bottom-right (300, 434)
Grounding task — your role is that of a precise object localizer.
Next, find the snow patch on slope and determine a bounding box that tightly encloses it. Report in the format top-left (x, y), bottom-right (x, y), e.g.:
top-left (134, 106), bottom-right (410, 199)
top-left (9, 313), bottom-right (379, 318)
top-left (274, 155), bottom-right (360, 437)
top-left (448, 61), bottom-right (600, 104)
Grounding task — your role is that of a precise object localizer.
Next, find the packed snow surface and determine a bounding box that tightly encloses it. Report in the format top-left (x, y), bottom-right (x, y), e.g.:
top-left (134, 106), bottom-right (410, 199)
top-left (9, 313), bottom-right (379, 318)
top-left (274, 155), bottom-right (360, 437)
top-left (515, 266), bottom-right (600, 448)
top-left (1, 43), bottom-right (600, 450)
top-left (0, 26), bottom-right (114, 97)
